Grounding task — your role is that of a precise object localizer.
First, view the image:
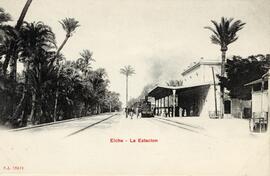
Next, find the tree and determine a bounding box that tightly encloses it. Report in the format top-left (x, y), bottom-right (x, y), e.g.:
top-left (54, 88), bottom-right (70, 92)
top-left (166, 80), bottom-right (183, 87)
top-left (205, 17), bottom-right (245, 118)
top-left (0, 7), bottom-right (12, 43)
top-left (15, 0), bottom-right (33, 30)
top-left (9, 0), bottom-right (33, 80)
top-left (75, 49), bottom-right (95, 76)
top-left (50, 18), bottom-right (80, 66)
top-left (12, 21), bottom-right (55, 125)
top-left (0, 8), bottom-right (17, 76)
top-left (120, 65), bottom-right (135, 110)
top-left (56, 60), bottom-right (84, 119)
top-left (103, 91), bottom-right (122, 112)
top-left (89, 68), bottom-right (109, 114)
top-left (219, 54), bottom-right (270, 100)
top-left (53, 17), bottom-right (79, 121)
top-left (0, 7), bottom-right (12, 23)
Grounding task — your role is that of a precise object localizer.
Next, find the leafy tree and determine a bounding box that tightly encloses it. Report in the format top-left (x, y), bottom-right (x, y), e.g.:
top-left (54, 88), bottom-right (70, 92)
top-left (205, 17), bottom-right (245, 117)
top-left (166, 80), bottom-right (183, 87)
top-left (219, 54), bottom-right (270, 100)
top-left (105, 91), bottom-right (122, 112)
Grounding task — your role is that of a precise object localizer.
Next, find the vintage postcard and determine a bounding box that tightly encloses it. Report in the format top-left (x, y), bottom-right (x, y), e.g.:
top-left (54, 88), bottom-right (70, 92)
top-left (0, 0), bottom-right (269, 175)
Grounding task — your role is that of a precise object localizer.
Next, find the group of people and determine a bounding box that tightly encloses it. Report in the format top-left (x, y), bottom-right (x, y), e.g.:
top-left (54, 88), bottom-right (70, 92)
top-left (125, 107), bottom-right (140, 119)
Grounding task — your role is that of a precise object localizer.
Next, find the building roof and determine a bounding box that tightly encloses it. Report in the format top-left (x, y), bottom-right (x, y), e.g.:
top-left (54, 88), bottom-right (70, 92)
top-left (181, 60), bottom-right (221, 76)
top-left (245, 73), bottom-right (269, 86)
top-left (148, 82), bottom-right (212, 98)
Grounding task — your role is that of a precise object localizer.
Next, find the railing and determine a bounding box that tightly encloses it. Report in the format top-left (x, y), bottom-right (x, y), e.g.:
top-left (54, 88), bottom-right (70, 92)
top-left (249, 112), bottom-right (268, 132)
top-left (208, 111), bottom-right (221, 119)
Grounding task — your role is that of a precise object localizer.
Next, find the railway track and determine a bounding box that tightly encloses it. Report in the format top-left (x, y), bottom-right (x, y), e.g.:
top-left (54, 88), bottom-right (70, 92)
top-left (66, 113), bottom-right (117, 137)
top-left (150, 117), bottom-right (214, 139)
top-left (11, 113), bottom-right (119, 138)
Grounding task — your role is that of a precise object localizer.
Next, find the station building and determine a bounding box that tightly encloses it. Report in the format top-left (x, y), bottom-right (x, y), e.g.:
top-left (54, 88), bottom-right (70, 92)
top-left (245, 74), bottom-right (269, 118)
top-left (148, 58), bottom-right (223, 118)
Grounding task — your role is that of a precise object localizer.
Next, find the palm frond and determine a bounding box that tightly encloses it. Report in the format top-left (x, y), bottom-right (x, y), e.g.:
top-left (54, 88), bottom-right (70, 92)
top-left (0, 8), bottom-right (12, 23)
top-left (120, 65), bottom-right (135, 76)
top-left (59, 17), bottom-right (80, 36)
top-left (206, 17), bottom-right (245, 49)
top-left (210, 35), bottom-right (221, 45)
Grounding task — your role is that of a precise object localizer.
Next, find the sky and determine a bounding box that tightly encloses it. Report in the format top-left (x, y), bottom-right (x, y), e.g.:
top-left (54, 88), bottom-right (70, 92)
top-left (0, 0), bottom-right (270, 105)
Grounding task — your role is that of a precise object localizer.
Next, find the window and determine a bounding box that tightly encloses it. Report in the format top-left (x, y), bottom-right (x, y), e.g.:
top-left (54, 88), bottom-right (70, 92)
top-left (253, 83), bottom-right (262, 92)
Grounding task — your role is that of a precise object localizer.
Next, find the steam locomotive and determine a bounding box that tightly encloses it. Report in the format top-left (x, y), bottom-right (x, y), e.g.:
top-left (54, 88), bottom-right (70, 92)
top-left (139, 97), bottom-right (154, 117)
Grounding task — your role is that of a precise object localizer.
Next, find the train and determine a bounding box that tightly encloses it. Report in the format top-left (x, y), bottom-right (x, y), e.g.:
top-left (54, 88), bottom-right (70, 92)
top-left (139, 97), bottom-right (154, 117)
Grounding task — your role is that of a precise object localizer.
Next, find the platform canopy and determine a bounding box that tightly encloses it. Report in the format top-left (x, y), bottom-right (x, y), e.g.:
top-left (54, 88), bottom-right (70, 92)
top-left (148, 85), bottom-right (175, 99)
top-left (148, 83), bottom-right (212, 99)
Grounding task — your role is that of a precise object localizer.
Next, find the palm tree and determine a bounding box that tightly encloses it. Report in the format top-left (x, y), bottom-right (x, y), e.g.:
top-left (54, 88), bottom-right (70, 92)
top-left (89, 68), bottom-right (108, 114)
top-left (77, 49), bottom-right (95, 75)
top-left (0, 8), bottom-right (16, 75)
top-left (0, 7), bottom-right (12, 43)
top-left (50, 18), bottom-right (80, 66)
top-left (0, 1), bottom-right (33, 79)
top-left (0, 7), bottom-right (12, 23)
top-left (9, 0), bottom-right (33, 80)
top-left (11, 21), bottom-right (55, 125)
top-left (53, 17), bottom-right (79, 121)
top-left (120, 65), bottom-right (135, 114)
top-left (15, 0), bottom-right (33, 30)
top-left (205, 17), bottom-right (245, 118)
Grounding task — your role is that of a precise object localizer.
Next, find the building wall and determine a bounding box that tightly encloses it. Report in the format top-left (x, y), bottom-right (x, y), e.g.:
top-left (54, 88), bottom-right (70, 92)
top-left (199, 85), bottom-right (221, 118)
top-left (181, 61), bottom-right (222, 118)
top-left (182, 64), bottom-right (221, 85)
top-left (252, 91), bottom-right (268, 114)
top-left (183, 66), bottom-right (203, 85)
top-left (231, 98), bottom-right (252, 118)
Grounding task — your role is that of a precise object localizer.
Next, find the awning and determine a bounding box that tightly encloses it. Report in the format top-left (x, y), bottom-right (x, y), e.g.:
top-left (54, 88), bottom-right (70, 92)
top-left (148, 82), bottom-right (212, 99)
top-left (245, 78), bottom-right (268, 86)
top-left (245, 73), bottom-right (269, 86)
top-left (148, 86), bottom-right (174, 99)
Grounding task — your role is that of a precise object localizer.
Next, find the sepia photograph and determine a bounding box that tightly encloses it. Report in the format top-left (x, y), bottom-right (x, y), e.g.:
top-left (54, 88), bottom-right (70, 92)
top-left (0, 0), bottom-right (269, 175)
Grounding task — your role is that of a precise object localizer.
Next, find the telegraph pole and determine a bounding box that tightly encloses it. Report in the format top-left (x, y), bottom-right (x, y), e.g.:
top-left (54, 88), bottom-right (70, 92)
top-left (212, 67), bottom-right (218, 117)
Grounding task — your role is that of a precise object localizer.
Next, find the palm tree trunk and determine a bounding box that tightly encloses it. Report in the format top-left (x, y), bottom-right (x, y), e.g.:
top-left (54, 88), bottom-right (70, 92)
top-left (53, 87), bottom-right (59, 122)
top-left (9, 56), bottom-right (17, 80)
top-left (29, 91), bottom-right (36, 124)
top-left (84, 102), bottom-right (88, 116)
top-left (2, 51), bottom-right (11, 76)
top-left (126, 75), bottom-right (128, 107)
top-left (109, 102), bottom-right (111, 113)
top-left (15, 0), bottom-right (33, 30)
top-left (50, 36), bottom-right (69, 67)
top-left (9, 0), bottom-right (33, 81)
top-left (220, 49), bottom-right (226, 118)
top-left (51, 37), bottom-right (70, 121)
top-left (56, 36), bottom-right (69, 56)
top-left (53, 65), bottom-right (62, 122)
top-left (11, 61), bottom-right (29, 121)
top-left (125, 75), bottom-right (128, 117)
